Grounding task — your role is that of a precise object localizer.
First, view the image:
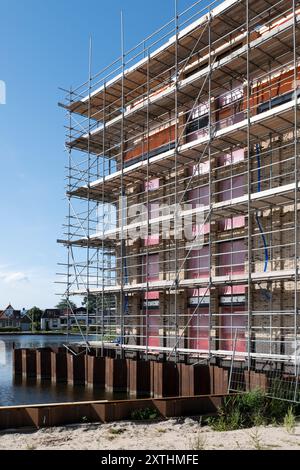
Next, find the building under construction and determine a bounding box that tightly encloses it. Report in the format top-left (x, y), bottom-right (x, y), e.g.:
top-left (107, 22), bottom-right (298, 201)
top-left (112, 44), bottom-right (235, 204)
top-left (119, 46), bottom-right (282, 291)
top-left (58, 0), bottom-right (300, 394)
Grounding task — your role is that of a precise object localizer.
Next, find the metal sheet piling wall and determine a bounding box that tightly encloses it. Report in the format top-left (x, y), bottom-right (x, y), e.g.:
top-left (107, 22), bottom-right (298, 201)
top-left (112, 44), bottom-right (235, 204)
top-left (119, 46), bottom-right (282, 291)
top-left (67, 353), bottom-right (86, 385)
top-left (86, 355), bottom-right (106, 389)
top-left (179, 364), bottom-right (211, 396)
top-left (0, 395), bottom-right (229, 430)
top-left (13, 348), bottom-right (215, 395)
top-left (51, 351), bottom-right (67, 383)
top-left (21, 349), bottom-right (36, 379)
top-left (13, 349), bottom-right (22, 376)
top-left (127, 359), bottom-right (151, 397)
top-left (13, 348), bottom-right (274, 398)
top-left (150, 361), bottom-right (180, 398)
top-left (36, 349), bottom-right (52, 381)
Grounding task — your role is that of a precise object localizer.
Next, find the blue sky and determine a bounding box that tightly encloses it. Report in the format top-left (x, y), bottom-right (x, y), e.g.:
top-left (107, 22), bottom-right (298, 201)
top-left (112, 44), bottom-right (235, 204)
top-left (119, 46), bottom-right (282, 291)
top-left (0, 0), bottom-right (207, 309)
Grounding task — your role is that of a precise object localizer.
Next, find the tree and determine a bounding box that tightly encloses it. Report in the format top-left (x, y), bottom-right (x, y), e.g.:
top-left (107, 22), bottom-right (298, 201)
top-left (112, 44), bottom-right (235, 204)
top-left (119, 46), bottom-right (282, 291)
top-left (28, 306), bottom-right (43, 323)
top-left (82, 294), bottom-right (99, 313)
top-left (55, 298), bottom-right (77, 311)
top-left (82, 294), bottom-right (116, 313)
top-left (28, 307), bottom-right (43, 332)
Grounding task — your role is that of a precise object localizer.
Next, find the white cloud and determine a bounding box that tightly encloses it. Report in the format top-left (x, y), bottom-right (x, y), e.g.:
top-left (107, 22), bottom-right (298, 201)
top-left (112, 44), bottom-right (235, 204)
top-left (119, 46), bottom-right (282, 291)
top-left (0, 271), bottom-right (29, 284)
top-left (0, 266), bottom-right (57, 309)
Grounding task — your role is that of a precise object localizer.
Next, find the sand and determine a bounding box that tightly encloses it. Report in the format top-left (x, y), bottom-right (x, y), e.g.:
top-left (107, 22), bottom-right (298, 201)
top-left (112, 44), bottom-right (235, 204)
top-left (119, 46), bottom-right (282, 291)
top-left (0, 420), bottom-right (300, 450)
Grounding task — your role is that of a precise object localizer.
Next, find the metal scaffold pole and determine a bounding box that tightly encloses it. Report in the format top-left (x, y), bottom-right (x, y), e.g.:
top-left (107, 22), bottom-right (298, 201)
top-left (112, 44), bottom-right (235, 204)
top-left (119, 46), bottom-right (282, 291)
top-left (67, 87), bottom-right (73, 344)
top-left (174, 0), bottom-right (179, 364)
top-left (101, 80), bottom-right (107, 356)
top-left (246, 0), bottom-right (252, 372)
top-left (293, 0), bottom-right (299, 383)
top-left (208, 5), bottom-right (212, 360)
top-left (120, 11), bottom-right (126, 355)
top-left (146, 46), bottom-right (150, 361)
top-left (86, 36), bottom-right (93, 348)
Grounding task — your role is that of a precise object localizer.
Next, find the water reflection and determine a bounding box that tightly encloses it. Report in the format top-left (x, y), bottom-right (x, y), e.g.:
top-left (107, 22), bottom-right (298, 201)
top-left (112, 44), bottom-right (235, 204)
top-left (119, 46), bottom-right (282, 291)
top-left (0, 335), bottom-right (125, 406)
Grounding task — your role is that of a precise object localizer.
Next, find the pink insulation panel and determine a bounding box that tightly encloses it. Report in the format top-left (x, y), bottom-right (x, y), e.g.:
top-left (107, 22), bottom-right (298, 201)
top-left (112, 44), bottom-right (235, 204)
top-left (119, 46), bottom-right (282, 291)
top-left (143, 254), bottom-right (159, 282)
top-left (219, 306), bottom-right (246, 353)
top-left (218, 152), bottom-right (245, 230)
top-left (189, 161), bottom-right (210, 177)
top-left (189, 288), bottom-right (210, 297)
top-left (220, 285), bottom-right (246, 295)
top-left (189, 308), bottom-right (209, 351)
top-left (144, 203), bottom-right (160, 246)
top-left (144, 291), bottom-right (159, 300)
top-left (188, 185), bottom-right (210, 235)
top-left (144, 235), bottom-right (160, 246)
top-left (218, 240), bottom-right (246, 276)
top-left (219, 216), bottom-right (245, 231)
top-left (188, 246), bottom-right (209, 279)
top-left (218, 149), bottom-right (244, 167)
top-left (218, 174), bottom-right (244, 201)
top-left (145, 311), bottom-right (160, 347)
top-left (144, 178), bottom-right (160, 192)
top-left (188, 185), bottom-right (209, 208)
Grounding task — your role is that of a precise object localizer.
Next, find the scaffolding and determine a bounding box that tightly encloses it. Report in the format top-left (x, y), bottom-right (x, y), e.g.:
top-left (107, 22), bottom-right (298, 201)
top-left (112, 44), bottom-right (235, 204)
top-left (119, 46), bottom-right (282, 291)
top-left (58, 0), bottom-right (300, 395)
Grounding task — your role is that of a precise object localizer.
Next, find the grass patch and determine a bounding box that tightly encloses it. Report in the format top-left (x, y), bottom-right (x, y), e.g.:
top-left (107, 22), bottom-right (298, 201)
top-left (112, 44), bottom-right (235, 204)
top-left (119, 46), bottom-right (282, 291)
top-left (207, 389), bottom-right (300, 432)
top-left (189, 431), bottom-right (207, 451)
top-left (249, 428), bottom-right (265, 450)
top-left (108, 428), bottom-right (126, 436)
top-left (157, 428), bottom-right (167, 434)
top-left (284, 407), bottom-right (296, 434)
top-left (131, 408), bottom-right (160, 421)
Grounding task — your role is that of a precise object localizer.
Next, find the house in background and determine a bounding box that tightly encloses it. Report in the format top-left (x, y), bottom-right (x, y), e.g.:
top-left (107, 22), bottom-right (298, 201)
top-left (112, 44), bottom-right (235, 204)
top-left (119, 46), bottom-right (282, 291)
top-left (40, 309), bottom-right (63, 331)
top-left (0, 304), bottom-right (31, 331)
top-left (41, 308), bottom-right (90, 331)
top-left (40, 307), bottom-right (108, 331)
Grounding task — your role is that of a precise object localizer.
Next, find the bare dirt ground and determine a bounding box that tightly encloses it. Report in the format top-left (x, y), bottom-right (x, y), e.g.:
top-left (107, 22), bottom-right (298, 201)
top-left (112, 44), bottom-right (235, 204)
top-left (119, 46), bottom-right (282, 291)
top-left (0, 420), bottom-right (300, 450)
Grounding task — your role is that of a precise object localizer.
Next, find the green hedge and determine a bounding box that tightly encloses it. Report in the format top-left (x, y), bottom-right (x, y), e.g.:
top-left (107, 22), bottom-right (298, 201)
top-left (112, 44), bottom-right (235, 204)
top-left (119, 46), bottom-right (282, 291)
top-left (0, 327), bottom-right (21, 332)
